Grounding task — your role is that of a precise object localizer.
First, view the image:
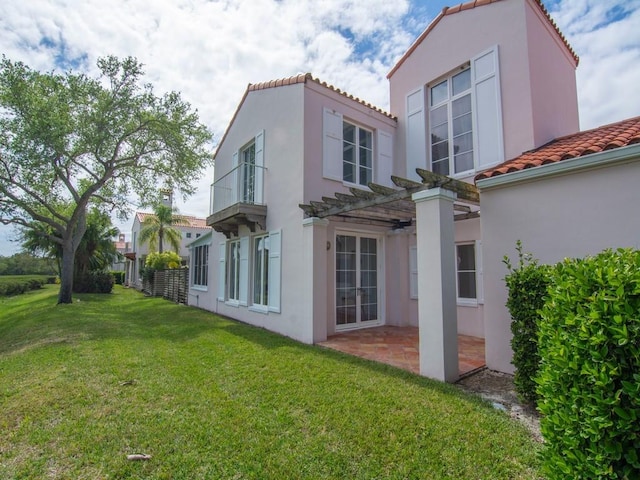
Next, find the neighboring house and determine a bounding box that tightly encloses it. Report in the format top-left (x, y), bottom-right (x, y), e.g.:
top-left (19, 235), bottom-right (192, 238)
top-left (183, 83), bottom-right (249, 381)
top-left (111, 233), bottom-right (130, 272)
top-left (126, 209), bottom-right (211, 289)
top-left (187, 0), bottom-right (639, 381)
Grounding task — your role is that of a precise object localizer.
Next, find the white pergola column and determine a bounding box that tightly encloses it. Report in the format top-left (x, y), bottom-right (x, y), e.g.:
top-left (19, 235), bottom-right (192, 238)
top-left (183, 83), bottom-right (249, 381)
top-left (412, 188), bottom-right (459, 382)
top-left (302, 217), bottom-right (329, 343)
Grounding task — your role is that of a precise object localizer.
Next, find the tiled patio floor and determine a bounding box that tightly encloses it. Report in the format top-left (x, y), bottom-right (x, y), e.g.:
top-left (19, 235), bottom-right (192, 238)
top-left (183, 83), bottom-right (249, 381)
top-left (318, 326), bottom-right (485, 378)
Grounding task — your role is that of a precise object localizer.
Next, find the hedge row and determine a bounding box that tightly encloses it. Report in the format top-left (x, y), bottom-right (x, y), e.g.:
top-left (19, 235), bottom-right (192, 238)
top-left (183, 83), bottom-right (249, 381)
top-left (0, 277), bottom-right (48, 296)
top-left (505, 247), bottom-right (640, 479)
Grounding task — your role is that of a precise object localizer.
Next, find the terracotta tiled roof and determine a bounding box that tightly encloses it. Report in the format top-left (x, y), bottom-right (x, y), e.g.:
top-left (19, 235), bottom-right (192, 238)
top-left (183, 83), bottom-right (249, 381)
top-left (135, 212), bottom-right (210, 229)
top-left (248, 73), bottom-right (395, 119)
top-left (475, 116), bottom-right (640, 180)
top-left (388, 0), bottom-right (578, 78)
top-left (214, 73), bottom-right (396, 159)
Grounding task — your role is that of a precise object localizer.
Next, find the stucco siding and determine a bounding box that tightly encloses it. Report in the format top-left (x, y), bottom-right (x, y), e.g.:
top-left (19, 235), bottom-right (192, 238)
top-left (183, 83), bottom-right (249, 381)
top-left (480, 158), bottom-right (640, 373)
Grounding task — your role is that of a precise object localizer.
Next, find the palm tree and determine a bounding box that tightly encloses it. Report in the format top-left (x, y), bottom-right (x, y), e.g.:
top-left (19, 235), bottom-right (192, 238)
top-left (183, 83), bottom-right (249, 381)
top-left (22, 208), bottom-right (120, 278)
top-left (138, 203), bottom-right (188, 253)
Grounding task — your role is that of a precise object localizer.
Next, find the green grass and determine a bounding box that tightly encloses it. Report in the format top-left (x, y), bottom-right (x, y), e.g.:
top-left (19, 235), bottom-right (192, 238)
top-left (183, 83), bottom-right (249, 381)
top-left (0, 286), bottom-right (541, 479)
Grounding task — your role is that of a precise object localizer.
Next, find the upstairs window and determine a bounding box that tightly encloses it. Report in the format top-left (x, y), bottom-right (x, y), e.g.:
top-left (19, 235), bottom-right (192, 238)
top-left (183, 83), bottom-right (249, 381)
top-left (343, 121), bottom-right (373, 186)
top-left (429, 68), bottom-right (474, 176)
top-left (240, 141), bottom-right (256, 203)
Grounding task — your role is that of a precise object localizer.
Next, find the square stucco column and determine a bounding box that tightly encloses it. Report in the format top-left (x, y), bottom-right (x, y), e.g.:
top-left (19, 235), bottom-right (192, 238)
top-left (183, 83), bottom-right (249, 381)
top-left (412, 188), bottom-right (459, 382)
top-left (302, 217), bottom-right (329, 343)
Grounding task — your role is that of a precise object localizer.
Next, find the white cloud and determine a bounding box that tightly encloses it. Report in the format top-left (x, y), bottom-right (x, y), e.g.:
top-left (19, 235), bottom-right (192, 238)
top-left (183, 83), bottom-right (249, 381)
top-left (548, 0), bottom-right (640, 128)
top-left (0, 0), bottom-right (639, 255)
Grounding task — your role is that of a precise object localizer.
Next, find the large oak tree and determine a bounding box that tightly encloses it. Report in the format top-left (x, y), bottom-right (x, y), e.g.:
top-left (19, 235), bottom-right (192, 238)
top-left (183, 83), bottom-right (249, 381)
top-left (0, 55), bottom-right (213, 303)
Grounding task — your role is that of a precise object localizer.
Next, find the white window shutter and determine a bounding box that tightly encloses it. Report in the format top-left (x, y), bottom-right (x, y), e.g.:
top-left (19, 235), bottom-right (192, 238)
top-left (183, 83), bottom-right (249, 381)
top-left (218, 241), bottom-right (226, 301)
top-left (377, 130), bottom-right (393, 187)
top-left (268, 230), bottom-right (281, 313)
top-left (239, 236), bottom-right (249, 306)
top-left (409, 245), bottom-right (418, 299)
top-left (254, 130), bottom-right (265, 204)
top-left (406, 87), bottom-right (426, 181)
top-left (323, 108), bottom-right (343, 181)
top-left (475, 240), bottom-right (484, 304)
top-left (472, 46), bottom-right (504, 168)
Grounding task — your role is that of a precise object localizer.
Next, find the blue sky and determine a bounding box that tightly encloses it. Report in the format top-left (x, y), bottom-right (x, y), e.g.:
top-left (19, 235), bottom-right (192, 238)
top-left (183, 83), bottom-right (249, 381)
top-left (1, 0), bottom-right (639, 256)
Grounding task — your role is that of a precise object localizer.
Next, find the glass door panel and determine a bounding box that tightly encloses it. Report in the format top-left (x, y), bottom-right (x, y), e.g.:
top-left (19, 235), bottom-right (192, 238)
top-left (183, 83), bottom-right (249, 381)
top-left (336, 234), bottom-right (379, 328)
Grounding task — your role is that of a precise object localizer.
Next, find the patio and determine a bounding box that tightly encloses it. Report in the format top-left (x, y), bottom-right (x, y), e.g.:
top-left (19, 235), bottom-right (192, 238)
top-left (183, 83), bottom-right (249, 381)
top-left (318, 326), bottom-right (485, 378)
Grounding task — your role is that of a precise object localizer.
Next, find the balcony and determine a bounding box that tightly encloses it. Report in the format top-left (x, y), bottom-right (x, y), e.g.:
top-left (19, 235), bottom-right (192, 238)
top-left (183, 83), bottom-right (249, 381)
top-left (207, 161), bottom-right (267, 237)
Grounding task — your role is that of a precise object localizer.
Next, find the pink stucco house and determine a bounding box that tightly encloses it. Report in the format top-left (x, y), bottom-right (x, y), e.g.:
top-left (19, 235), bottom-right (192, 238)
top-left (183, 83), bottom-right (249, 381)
top-left (187, 0), bottom-right (640, 381)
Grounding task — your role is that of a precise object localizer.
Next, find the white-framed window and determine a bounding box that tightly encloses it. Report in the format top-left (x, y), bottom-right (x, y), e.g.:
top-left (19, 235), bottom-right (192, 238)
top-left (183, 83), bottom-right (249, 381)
top-left (322, 109), bottom-right (393, 188)
top-left (240, 140), bottom-right (256, 203)
top-left (456, 243), bottom-right (477, 300)
top-left (227, 239), bottom-right (241, 302)
top-left (251, 230), bottom-right (281, 312)
top-left (186, 232), bottom-right (192, 239)
top-left (343, 121), bottom-right (373, 186)
top-left (425, 46), bottom-right (504, 177)
top-left (192, 244), bottom-right (208, 287)
top-left (429, 68), bottom-right (473, 176)
top-left (253, 234), bottom-right (269, 307)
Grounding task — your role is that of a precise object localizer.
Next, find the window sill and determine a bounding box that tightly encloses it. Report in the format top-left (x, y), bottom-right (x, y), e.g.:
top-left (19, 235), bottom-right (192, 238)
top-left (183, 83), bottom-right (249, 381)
top-left (191, 285), bottom-right (208, 292)
top-left (225, 300), bottom-right (240, 308)
top-left (249, 305), bottom-right (269, 315)
top-left (457, 298), bottom-right (478, 307)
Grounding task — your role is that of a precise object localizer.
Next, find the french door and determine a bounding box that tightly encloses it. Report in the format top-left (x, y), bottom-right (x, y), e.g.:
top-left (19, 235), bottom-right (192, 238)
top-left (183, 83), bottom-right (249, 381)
top-left (335, 233), bottom-right (380, 329)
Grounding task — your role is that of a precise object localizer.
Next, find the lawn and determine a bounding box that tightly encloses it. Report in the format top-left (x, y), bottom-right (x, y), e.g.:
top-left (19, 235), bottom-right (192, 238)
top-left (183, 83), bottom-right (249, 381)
top-left (0, 286), bottom-right (541, 479)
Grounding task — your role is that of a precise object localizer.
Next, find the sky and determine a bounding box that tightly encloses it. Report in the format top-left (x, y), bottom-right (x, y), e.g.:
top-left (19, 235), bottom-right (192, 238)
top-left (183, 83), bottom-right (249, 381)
top-left (1, 0), bottom-right (639, 256)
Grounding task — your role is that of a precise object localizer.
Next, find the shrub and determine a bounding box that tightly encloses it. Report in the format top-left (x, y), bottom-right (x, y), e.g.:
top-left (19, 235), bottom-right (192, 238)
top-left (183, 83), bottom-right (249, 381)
top-left (145, 251), bottom-right (182, 270)
top-left (537, 248), bottom-right (640, 479)
top-left (110, 271), bottom-right (125, 285)
top-left (74, 271), bottom-right (115, 294)
top-left (503, 241), bottom-right (550, 404)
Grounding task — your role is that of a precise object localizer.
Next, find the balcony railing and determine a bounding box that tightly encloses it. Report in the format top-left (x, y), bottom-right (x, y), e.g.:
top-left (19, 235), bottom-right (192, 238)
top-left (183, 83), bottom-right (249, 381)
top-left (210, 161), bottom-right (265, 215)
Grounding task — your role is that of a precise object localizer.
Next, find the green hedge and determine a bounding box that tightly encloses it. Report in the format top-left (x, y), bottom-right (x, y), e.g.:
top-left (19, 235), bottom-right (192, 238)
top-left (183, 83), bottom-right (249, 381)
top-left (73, 271), bottom-right (115, 294)
top-left (110, 271), bottom-right (125, 285)
top-left (503, 241), bottom-right (550, 404)
top-left (0, 276), bottom-right (46, 296)
top-left (537, 248), bottom-right (640, 479)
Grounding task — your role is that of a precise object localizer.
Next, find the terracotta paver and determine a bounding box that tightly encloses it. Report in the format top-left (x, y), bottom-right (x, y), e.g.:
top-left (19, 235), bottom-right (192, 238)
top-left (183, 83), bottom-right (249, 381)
top-left (318, 326), bottom-right (485, 378)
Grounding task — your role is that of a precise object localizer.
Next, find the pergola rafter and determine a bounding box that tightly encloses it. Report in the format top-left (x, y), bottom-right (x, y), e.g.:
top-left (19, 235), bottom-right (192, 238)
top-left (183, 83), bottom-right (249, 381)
top-left (299, 170), bottom-right (480, 225)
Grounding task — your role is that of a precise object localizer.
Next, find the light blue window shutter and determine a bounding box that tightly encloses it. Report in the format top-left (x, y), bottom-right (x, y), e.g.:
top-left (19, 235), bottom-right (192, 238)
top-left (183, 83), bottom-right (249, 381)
top-left (218, 241), bottom-right (226, 301)
top-left (406, 87), bottom-right (425, 181)
top-left (323, 108), bottom-right (343, 181)
top-left (239, 236), bottom-right (249, 306)
top-left (377, 130), bottom-right (393, 187)
top-left (472, 46), bottom-right (504, 168)
top-left (254, 130), bottom-right (265, 204)
top-left (268, 230), bottom-right (281, 312)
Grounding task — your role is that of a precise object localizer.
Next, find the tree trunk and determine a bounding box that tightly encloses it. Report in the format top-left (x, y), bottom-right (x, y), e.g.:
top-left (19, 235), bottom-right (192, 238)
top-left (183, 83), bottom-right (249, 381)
top-left (58, 243), bottom-right (75, 304)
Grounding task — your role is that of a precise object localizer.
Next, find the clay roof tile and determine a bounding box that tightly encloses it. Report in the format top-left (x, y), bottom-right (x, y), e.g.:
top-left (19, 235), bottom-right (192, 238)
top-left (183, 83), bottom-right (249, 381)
top-left (476, 116), bottom-right (640, 181)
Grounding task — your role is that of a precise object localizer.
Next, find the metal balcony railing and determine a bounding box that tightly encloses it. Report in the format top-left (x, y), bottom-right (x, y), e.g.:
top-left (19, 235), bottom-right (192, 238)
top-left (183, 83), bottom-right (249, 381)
top-left (210, 161), bottom-right (265, 215)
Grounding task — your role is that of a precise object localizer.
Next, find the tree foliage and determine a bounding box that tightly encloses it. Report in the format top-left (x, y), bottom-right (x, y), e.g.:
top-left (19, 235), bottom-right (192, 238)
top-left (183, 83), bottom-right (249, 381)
top-left (139, 203), bottom-right (188, 253)
top-left (0, 55), bottom-right (213, 303)
top-left (0, 252), bottom-right (56, 275)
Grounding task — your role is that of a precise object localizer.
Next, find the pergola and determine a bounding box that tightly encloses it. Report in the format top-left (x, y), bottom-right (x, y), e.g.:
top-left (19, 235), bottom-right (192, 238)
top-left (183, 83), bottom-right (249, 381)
top-left (299, 168), bottom-right (480, 226)
top-left (299, 169), bottom-right (480, 382)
